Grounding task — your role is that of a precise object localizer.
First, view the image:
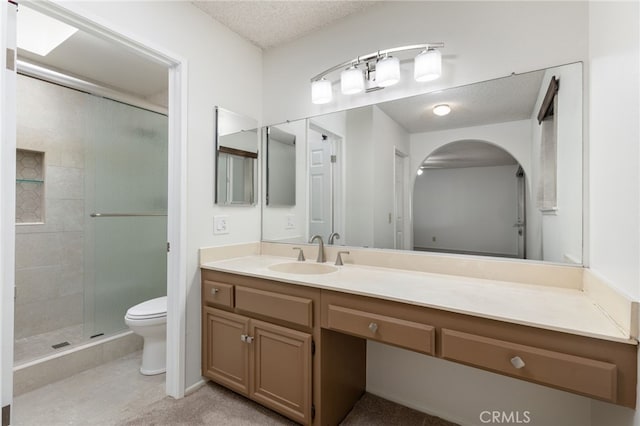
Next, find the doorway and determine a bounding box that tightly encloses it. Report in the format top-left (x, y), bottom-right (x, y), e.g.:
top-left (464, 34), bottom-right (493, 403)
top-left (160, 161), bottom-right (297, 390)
top-left (1, 2), bottom-right (187, 422)
top-left (413, 140), bottom-right (526, 258)
top-left (307, 122), bottom-right (344, 244)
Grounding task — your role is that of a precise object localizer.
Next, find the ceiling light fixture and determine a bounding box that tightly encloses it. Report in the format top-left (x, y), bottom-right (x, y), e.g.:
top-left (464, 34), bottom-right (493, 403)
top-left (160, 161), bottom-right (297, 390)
top-left (17, 6), bottom-right (78, 56)
top-left (310, 43), bottom-right (444, 105)
top-left (433, 104), bottom-right (451, 116)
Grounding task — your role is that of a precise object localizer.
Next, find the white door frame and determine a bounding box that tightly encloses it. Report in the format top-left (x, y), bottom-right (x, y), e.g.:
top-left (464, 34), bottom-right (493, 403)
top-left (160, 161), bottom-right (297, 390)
top-left (393, 148), bottom-right (410, 250)
top-left (3, 0), bottom-right (189, 404)
top-left (1, 2), bottom-right (18, 424)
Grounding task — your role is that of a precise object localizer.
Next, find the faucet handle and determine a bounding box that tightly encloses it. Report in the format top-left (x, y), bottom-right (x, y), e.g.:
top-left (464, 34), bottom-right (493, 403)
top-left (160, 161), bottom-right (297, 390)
top-left (292, 247), bottom-right (305, 261)
top-left (335, 251), bottom-right (350, 266)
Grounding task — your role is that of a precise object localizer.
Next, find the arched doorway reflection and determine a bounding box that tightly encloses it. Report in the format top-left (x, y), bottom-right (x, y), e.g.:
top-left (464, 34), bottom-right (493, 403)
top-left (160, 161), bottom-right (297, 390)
top-left (413, 140), bottom-right (526, 258)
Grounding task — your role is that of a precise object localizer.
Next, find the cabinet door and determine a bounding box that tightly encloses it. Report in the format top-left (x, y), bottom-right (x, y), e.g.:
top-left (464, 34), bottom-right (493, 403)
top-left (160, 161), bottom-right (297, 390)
top-left (202, 307), bottom-right (250, 395)
top-left (250, 319), bottom-right (312, 425)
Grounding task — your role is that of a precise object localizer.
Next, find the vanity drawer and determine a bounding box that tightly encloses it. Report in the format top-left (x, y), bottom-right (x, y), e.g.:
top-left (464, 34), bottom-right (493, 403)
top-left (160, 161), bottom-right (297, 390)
top-left (203, 280), bottom-right (234, 308)
top-left (441, 329), bottom-right (617, 402)
top-left (327, 304), bottom-right (435, 355)
top-left (235, 286), bottom-right (313, 328)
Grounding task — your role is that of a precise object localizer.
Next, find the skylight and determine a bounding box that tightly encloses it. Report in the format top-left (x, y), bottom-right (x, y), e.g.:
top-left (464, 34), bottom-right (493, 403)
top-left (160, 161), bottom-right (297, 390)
top-left (17, 6), bottom-right (78, 56)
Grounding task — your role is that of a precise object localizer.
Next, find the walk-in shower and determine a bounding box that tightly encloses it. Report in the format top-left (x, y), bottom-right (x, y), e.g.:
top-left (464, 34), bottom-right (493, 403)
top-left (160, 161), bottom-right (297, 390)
top-left (14, 71), bottom-right (168, 371)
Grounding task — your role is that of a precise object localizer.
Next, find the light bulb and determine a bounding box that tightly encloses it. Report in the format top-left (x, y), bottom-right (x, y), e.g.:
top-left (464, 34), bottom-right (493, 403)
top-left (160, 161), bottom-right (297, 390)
top-left (433, 104), bottom-right (451, 116)
top-left (414, 49), bottom-right (441, 82)
top-left (341, 66), bottom-right (364, 95)
top-left (311, 79), bottom-right (332, 104)
top-left (376, 55), bottom-right (400, 87)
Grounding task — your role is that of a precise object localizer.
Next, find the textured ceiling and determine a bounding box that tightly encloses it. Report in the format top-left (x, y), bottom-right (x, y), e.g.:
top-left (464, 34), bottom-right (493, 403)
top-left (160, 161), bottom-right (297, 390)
top-left (377, 70), bottom-right (545, 134)
top-left (191, 1), bottom-right (380, 49)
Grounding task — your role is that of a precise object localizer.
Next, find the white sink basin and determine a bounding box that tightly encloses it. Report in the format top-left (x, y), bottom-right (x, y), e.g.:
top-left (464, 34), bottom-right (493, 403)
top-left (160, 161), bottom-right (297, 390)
top-left (268, 262), bottom-right (338, 275)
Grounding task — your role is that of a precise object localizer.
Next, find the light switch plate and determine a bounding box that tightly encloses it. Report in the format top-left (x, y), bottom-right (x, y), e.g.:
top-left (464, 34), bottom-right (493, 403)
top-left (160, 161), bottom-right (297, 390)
top-left (214, 215), bottom-right (229, 235)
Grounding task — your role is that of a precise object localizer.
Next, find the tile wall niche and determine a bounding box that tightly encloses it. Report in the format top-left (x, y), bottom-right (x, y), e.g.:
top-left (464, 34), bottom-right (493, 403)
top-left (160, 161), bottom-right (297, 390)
top-left (16, 149), bottom-right (45, 224)
top-left (14, 74), bottom-right (87, 345)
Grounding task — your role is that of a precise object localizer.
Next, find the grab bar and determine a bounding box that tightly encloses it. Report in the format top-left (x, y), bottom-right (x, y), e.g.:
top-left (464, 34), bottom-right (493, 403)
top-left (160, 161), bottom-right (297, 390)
top-left (90, 213), bottom-right (167, 217)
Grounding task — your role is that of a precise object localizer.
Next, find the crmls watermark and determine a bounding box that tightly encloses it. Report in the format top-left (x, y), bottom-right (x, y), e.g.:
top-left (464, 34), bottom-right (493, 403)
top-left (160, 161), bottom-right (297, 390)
top-left (479, 410), bottom-right (531, 424)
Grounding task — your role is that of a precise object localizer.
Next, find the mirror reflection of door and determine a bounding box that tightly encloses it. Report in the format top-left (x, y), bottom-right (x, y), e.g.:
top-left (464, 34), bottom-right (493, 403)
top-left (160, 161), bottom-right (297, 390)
top-left (308, 124), bottom-right (343, 243)
top-left (394, 150), bottom-right (410, 250)
top-left (413, 140), bottom-right (526, 258)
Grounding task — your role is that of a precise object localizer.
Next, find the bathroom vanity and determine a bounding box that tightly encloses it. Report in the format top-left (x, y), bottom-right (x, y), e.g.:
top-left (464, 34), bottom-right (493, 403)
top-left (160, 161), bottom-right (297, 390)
top-left (201, 248), bottom-right (637, 426)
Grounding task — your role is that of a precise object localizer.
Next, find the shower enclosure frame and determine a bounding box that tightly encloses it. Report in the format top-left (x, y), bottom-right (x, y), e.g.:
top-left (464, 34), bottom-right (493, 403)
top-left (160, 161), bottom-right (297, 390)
top-left (0, 1), bottom-right (189, 419)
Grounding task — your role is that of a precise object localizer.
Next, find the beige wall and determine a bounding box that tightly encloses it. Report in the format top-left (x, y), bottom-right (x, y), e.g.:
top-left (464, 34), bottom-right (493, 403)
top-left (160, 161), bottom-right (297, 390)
top-left (14, 74), bottom-right (85, 341)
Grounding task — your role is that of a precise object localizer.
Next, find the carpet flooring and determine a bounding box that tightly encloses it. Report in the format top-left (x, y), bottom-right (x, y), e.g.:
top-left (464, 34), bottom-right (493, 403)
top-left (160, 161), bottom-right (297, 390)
top-left (121, 381), bottom-right (459, 426)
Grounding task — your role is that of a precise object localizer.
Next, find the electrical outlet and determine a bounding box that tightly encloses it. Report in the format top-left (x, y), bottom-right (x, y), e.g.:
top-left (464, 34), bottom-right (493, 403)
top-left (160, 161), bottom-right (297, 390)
top-left (285, 215), bottom-right (295, 230)
top-left (214, 215), bottom-right (229, 235)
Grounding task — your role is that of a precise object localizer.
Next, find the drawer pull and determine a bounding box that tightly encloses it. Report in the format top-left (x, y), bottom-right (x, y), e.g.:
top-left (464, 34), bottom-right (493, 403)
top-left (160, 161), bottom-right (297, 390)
top-left (510, 356), bottom-right (526, 369)
top-left (368, 322), bottom-right (378, 333)
top-left (211, 288), bottom-right (219, 295)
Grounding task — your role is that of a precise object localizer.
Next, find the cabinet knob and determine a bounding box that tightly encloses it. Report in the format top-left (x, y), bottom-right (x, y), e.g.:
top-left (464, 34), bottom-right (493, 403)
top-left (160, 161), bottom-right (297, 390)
top-left (510, 356), bottom-right (526, 369)
top-left (245, 336), bottom-right (254, 344)
top-left (368, 322), bottom-right (378, 333)
top-left (211, 288), bottom-right (219, 295)
top-left (240, 334), bottom-right (247, 342)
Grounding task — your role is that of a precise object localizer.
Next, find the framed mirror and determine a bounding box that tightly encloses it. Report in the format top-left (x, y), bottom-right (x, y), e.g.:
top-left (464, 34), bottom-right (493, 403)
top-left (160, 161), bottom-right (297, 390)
top-left (261, 62), bottom-right (583, 265)
top-left (215, 106), bottom-right (258, 206)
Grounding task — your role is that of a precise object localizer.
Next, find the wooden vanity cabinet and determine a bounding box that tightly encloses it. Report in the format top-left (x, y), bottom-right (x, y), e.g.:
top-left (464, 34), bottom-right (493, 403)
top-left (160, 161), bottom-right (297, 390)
top-left (201, 270), bottom-right (329, 425)
top-left (202, 268), bottom-right (637, 425)
top-left (202, 307), bottom-right (250, 395)
top-left (321, 289), bottom-right (637, 408)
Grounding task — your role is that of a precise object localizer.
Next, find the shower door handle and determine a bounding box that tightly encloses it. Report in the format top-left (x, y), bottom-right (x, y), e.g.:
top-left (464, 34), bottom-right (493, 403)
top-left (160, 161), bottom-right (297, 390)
top-left (90, 212), bottom-right (167, 217)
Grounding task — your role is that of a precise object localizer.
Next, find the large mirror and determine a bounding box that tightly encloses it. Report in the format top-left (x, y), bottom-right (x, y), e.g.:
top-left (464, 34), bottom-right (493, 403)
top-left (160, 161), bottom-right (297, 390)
top-left (262, 62), bottom-right (583, 264)
top-left (265, 127), bottom-right (296, 206)
top-left (215, 106), bottom-right (258, 205)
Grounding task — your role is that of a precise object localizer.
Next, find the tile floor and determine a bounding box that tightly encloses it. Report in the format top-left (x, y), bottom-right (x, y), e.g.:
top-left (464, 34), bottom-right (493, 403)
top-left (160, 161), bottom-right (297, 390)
top-left (13, 351), bottom-right (457, 426)
top-left (14, 324), bottom-right (85, 365)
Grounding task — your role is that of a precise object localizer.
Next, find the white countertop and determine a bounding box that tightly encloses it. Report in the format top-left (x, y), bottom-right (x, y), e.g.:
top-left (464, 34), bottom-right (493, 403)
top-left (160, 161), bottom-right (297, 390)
top-left (201, 255), bottom-right (635, 345)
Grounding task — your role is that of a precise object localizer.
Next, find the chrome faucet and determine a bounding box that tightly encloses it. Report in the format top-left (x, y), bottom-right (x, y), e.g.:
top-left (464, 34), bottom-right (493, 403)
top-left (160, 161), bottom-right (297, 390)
top-left (328, 232), bottom-right (340, 245)
top-left (335, 251), bottom-right (350, 266)
top-left (309, 234), bottom-right (325, 263)
top-left (292, 247), bottom-right (305, 261)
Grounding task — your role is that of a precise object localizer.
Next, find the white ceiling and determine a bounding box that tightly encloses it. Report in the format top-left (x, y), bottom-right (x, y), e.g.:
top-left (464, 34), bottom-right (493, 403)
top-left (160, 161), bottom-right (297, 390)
top-left (377, 70), bottom-right (545, 134)
top-left (191, 1), bottom-right (380, 49)
top-left (18, 28), bottom-right (168, 101)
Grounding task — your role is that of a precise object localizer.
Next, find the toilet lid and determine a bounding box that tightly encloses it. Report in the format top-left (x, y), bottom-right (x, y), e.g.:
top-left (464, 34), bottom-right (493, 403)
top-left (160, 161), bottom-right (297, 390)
top-left (126, 296), bottom-right (167, 319)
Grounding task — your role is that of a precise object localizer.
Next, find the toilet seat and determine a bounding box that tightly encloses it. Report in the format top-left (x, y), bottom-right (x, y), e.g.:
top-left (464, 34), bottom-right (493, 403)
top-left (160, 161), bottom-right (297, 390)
top-left (125, 296), bottom-right (167, 320)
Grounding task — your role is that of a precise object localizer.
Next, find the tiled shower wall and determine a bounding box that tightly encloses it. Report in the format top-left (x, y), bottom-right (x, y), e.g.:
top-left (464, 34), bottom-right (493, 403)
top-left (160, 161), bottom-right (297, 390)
top-left (15, 74), bottom-right (87, 340)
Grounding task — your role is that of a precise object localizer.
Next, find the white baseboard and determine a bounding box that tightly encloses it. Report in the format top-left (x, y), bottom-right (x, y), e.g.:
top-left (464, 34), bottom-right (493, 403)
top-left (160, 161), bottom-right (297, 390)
top-left (185, 379), bottom-right (206, 396)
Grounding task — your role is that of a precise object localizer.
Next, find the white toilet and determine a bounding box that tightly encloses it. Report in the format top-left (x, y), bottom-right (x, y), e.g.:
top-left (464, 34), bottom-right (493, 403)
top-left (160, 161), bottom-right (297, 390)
top-left (124, 296), bottom-right (167, 375)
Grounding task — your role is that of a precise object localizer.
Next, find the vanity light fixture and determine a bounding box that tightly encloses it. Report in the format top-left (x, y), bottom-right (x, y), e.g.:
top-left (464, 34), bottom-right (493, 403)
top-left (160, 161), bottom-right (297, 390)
top-left (433, 104), bottom-right (451, 116)
top-left (310, 43), bottom-right (444, 104)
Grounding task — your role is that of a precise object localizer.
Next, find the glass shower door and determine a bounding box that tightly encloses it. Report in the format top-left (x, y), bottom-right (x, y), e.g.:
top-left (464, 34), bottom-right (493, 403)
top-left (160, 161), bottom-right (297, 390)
top-left (84, 96), bottom-right (168, 338)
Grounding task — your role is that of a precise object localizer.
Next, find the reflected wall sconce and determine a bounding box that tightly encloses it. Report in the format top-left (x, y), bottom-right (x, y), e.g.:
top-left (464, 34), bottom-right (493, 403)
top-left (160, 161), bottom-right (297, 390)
top-left (311, 43), bottom-right (444, 105)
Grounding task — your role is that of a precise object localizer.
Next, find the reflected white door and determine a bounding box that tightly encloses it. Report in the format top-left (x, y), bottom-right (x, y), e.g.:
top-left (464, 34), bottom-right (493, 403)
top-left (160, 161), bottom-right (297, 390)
top-left (1, 1), bottom-right (17, 421)
top-left (308, 129), bottom-right (332, 239)
top-left (516, 167), bottom-right (526, 259)
top-left (394, 151), bottom-right (407, 249)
